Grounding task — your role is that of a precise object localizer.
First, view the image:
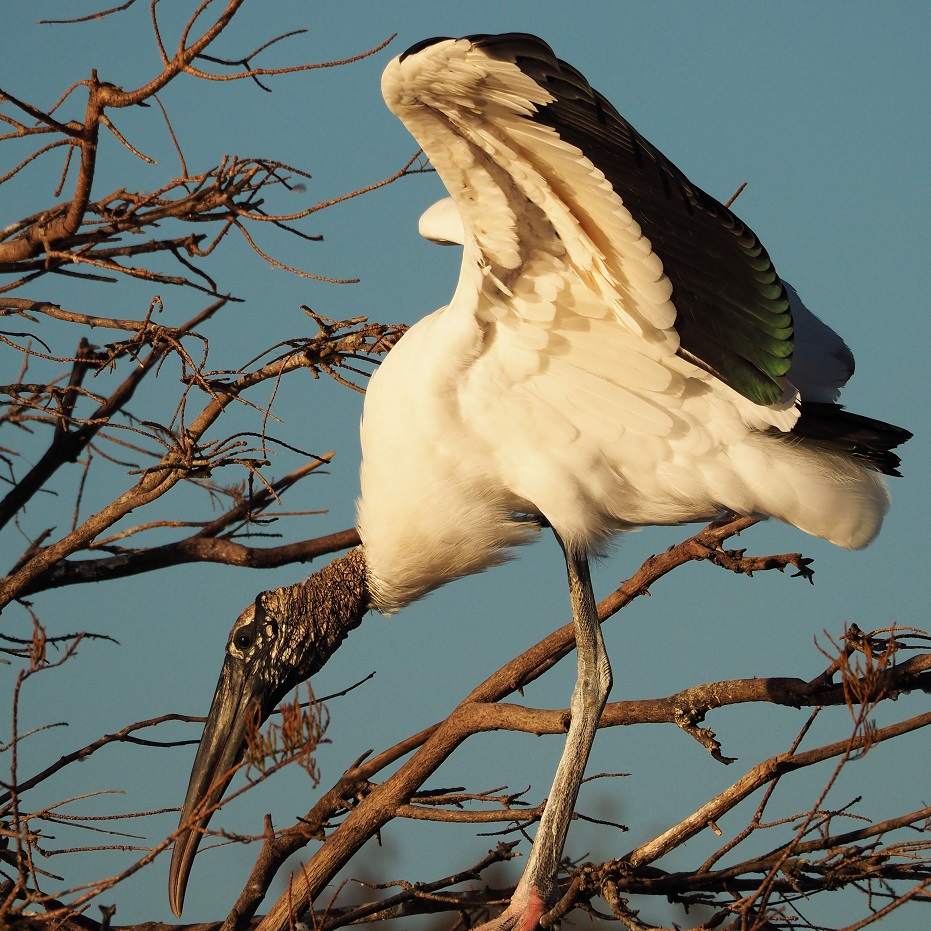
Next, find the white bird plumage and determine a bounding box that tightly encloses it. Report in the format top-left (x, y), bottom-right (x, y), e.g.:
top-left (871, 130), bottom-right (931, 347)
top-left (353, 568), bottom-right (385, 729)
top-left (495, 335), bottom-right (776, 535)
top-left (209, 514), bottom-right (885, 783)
top-left (361, 35), bottom-right (901, 614)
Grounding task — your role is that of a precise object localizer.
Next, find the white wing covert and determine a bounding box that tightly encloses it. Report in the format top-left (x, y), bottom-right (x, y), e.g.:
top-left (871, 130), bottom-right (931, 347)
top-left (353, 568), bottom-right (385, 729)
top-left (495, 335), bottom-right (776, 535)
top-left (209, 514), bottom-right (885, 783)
top-left (382, 35), bottom-right (803, 442)
top-left (383, 34), bottom-right (799, 405)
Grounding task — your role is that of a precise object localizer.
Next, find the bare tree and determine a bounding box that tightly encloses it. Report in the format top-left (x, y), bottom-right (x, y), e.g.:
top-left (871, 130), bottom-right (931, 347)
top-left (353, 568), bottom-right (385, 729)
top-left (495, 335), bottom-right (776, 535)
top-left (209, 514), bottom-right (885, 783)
top-left (1, 5), bottom-right (928, 931)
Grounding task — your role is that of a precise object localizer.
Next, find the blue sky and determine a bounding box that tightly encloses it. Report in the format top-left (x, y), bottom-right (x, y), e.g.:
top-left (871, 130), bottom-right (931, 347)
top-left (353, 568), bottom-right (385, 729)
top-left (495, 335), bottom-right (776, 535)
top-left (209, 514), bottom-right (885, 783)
top-left (2, 2), bottom-right (929, 928)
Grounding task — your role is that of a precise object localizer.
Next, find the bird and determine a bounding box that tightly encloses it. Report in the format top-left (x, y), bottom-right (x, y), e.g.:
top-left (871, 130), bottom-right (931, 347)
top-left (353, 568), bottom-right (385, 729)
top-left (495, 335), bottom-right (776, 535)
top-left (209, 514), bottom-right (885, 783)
top-left (168, 33), bottom-right (911, 927)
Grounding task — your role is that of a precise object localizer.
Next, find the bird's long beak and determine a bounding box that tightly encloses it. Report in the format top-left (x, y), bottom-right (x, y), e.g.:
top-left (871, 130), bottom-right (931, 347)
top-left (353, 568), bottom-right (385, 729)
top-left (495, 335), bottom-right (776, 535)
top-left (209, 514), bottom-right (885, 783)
top-left (168, 656), bottom-right (267, 917)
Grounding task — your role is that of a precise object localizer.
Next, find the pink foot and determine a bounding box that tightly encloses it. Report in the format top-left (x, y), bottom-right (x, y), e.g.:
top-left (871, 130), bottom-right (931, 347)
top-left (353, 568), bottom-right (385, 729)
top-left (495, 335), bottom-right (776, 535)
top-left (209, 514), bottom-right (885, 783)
top-left (473, 882), bottom-right (548, 931)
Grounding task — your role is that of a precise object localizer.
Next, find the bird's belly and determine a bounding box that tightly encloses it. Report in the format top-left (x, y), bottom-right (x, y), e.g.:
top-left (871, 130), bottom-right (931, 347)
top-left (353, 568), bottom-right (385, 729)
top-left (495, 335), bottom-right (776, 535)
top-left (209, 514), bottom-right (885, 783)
top-left (360, 320), bottom-right (757, 609)
top-left (358, 298), bottom-right (889, 614)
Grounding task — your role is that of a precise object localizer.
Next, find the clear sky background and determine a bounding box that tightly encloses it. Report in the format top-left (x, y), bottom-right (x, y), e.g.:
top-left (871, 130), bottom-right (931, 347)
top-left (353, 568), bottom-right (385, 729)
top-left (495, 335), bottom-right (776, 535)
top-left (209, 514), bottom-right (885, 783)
top-left (2, 2), bottom-right (929, 929)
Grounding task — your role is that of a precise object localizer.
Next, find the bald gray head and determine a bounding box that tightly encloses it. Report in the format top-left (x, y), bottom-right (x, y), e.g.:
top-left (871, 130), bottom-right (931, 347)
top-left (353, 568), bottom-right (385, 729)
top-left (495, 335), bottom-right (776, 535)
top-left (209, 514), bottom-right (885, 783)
top-left (169, 547), bottom-right (369, 916)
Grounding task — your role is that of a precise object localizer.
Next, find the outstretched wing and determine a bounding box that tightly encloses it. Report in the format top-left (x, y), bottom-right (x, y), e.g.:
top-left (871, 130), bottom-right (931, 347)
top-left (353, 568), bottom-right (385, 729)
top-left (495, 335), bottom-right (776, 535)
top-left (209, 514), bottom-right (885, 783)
top-left (384, 33), bottom-right (793, 407)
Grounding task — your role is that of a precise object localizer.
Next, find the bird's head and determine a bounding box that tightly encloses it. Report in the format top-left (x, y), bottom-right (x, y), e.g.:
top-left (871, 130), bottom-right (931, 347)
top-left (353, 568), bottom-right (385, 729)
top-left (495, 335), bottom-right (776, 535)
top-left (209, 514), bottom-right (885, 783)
top-left (169, 548), bottom-right (368, 916)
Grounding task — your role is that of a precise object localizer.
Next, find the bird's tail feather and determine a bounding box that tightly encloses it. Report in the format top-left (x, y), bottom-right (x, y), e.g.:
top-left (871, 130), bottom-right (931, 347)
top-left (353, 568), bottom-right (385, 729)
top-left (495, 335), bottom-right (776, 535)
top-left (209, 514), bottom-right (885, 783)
top-left (790, 402), bottom-right (913, 478)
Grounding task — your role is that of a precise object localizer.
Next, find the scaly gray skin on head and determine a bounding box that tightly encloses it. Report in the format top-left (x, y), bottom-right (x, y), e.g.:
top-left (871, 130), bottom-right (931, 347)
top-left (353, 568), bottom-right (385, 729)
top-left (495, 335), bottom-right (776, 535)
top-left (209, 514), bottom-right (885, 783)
top-left (169, 548), bottom-right (369, 917)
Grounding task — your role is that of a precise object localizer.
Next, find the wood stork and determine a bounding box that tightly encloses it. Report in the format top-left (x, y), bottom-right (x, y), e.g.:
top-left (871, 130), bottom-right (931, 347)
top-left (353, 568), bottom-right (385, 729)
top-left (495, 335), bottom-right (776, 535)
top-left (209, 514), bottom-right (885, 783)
top-left (168, 33), bottom-right (911, 925)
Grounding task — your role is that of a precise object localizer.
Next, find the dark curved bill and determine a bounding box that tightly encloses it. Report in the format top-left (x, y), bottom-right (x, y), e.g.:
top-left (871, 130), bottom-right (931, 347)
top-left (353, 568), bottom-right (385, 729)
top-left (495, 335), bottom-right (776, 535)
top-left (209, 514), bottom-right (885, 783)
top-left (168, 657), bottom-right (264, 917)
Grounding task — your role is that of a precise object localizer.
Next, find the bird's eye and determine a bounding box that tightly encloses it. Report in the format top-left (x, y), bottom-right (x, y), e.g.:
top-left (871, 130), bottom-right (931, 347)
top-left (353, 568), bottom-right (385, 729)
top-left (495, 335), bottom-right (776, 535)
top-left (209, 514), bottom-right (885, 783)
top-left (233, 629), bottom-right (254, 651)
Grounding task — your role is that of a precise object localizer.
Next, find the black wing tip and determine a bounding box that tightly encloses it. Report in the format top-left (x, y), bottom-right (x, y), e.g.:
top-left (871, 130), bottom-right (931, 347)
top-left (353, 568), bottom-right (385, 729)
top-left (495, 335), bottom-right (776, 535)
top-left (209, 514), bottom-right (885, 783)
top-left (399, 36), bottom-right (453, 62)
top-left (467, 33), bottom-right (551, 51)
top-left (399, 33), bottom-right (554, 63)
top-left (793, 402), bottom-right (913, 477)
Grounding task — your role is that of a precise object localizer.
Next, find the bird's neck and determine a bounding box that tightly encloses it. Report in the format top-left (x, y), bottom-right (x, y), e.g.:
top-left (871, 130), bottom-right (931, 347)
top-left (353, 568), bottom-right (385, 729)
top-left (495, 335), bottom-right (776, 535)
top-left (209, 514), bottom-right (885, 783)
top-left (263, 547), bottom-right (370, 679)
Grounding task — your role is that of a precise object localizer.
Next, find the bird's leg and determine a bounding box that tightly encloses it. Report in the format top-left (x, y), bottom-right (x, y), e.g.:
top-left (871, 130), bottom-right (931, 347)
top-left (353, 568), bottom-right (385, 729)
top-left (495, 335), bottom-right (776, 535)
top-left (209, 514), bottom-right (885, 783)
top-left (476, 536), bottom-right (613, 931)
